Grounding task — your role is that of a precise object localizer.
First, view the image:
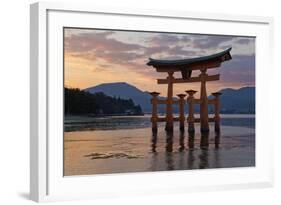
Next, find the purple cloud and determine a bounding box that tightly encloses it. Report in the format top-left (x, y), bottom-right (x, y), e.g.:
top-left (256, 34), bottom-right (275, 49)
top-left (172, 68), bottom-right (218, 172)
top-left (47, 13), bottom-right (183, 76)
top-left (65, 31), bottom-right (144, 53)
top-left (192, 35), bottom-right (235, 49)
top-left (236, 38), bottom-right (252, 44)
top-left (220, 54), bottom-right (255, 85)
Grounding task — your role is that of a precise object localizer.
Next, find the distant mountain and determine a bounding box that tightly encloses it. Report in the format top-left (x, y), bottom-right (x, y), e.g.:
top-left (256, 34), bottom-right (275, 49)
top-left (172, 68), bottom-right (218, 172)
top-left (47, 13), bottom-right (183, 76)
top-left (217, 87), bottom-right (255, 114)
top-left (85, 82), bottom-right (255, 114)
top-left (85, 82), bottom-right (152, 112)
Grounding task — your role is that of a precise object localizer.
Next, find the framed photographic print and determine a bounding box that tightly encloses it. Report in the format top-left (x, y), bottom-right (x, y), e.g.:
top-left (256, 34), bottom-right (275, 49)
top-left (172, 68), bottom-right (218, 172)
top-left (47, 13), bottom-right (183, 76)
top-left (30, 2), bottom-right (274, 202)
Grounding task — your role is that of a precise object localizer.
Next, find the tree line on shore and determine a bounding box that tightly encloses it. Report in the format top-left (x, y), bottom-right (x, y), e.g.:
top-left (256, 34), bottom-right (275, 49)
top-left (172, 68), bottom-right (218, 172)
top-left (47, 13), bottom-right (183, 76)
top-left (64, 87), bottom-right (143, 116)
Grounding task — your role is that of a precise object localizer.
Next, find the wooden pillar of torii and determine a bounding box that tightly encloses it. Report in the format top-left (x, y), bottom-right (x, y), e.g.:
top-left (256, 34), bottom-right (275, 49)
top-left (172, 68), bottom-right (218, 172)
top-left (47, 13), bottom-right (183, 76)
top-left (177, 93), bottom-right (187, 131)
top-left (166, 71), bottom-right (174, 131)
top-left (199, 69), bottom-right (210, 132)
top-left (185, 90), bottom-right (197, 133)
top-left (147, 48), bottom-right (232, 133)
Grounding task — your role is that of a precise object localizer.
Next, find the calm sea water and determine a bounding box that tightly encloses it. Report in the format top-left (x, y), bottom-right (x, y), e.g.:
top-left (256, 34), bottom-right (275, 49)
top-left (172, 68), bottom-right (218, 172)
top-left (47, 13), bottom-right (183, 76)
top-left (64, 114), bottom-right (255, 175)
top-left (64, 114), bottom-right (255, 132)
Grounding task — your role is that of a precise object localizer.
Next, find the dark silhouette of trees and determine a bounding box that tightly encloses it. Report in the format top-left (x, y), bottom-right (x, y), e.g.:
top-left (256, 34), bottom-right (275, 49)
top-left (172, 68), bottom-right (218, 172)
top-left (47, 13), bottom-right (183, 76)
top-left (64, 87), bottom-right (143, 116)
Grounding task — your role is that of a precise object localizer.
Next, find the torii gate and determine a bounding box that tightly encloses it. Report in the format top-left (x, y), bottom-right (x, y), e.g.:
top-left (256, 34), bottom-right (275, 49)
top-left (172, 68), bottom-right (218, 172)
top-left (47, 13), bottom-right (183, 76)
top-left (147, 47), bottom-right (232, 133)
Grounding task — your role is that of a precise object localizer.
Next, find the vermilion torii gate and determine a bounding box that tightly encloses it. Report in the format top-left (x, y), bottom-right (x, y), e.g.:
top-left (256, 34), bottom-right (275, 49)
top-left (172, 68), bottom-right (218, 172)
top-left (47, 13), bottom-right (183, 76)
top-left (147, 48), bottom-right (232, 133)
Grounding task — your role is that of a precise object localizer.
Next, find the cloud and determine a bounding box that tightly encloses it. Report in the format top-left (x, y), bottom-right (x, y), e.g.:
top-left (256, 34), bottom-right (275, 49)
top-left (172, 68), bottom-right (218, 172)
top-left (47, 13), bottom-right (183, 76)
top-left (235, 38), bottom-right (252, 44)
top-left (145, 45), bottom-right (170, 56)
top-left (65, 31), bottom-right (144, 53)
top-left (64, 28), bottom-right (255, 91)
top-left (220, 54), bottom-right (255, 85)
top-left (190, 35), bottom-right (233, 49)
top-left (149, 33), bottom-right (192, 45)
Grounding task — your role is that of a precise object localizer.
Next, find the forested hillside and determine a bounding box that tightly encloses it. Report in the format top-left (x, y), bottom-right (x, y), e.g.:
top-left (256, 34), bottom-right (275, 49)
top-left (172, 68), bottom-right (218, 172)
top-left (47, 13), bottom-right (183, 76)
top-left (64, 87), bottom-right (143, 116)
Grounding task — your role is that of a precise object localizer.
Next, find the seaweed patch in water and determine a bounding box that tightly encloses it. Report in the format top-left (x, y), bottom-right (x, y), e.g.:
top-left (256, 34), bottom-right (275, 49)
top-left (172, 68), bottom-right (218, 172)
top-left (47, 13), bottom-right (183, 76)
top-left (84, 152), bottom-right (142, 159)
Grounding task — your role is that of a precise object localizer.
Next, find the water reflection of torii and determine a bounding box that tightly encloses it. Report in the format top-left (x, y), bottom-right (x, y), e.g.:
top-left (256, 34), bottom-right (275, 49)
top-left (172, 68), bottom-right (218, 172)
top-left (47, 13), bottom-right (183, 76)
top-left (150, 131), bottom-right (221, 170)
top-left (147, 48), bottom-right (232, 133)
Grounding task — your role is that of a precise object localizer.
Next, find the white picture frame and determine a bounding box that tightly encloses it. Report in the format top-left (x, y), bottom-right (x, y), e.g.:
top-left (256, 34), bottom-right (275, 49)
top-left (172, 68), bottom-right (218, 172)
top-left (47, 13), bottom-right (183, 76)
top-left (30, 2), bottom-right (274, 202)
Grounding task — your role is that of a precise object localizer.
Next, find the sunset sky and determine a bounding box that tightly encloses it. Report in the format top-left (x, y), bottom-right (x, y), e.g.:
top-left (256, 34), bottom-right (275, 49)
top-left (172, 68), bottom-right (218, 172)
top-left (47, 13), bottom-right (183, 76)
top-left (64, 28), bottom-right (255, 96)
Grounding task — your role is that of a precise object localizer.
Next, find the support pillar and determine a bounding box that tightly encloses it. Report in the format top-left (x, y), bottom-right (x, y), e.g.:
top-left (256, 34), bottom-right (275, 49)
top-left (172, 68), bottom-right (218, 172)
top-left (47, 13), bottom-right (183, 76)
top-left (150, 92), bottom-right (160, 133)
top-left (199, 69), bottom-right (209, 132)
top-left (177, 94), bottom-right (186, 131)
top-left (165, 71), bottom-right (174, 131)
top-left (212, 92), bottom-right (222, 132)
top-left (186, 90), bottom-right (197, 133)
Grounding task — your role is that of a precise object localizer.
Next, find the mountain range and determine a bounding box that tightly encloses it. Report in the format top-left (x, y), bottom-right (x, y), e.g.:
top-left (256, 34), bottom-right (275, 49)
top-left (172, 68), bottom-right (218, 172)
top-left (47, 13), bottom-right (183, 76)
top-left (84, 82), bottom-right (255, 114)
